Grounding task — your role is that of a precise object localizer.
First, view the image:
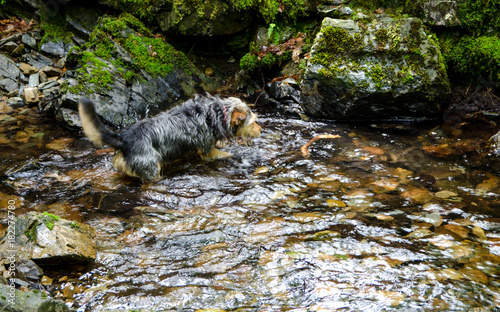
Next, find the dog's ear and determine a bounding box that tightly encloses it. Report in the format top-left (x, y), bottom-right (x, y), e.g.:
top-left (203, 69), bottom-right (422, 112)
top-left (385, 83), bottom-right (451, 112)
top-left (231, 111), bottom-right (247, 128)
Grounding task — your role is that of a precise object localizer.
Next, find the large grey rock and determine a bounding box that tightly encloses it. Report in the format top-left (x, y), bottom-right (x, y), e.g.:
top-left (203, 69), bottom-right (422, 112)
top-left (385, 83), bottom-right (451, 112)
top-left (0, 53), bottom-right (20, 93)
top-left (40, 37), bottom-right (74, 58)
top-left (56, 14), bottom-right (218, 128)
top-left (0, 212), bottom-right (96, 265)
top-left (300, 17), bottom-right (450, 121)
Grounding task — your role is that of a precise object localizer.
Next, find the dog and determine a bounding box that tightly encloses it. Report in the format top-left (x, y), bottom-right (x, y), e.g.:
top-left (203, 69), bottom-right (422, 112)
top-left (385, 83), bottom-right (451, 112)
top-left (78, 94), bottom-right (261, 181)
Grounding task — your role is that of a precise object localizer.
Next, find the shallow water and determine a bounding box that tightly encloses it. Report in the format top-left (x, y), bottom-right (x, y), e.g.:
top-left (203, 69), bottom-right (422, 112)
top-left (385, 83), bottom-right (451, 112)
top-left (1, 104), bottom-right (500, 311)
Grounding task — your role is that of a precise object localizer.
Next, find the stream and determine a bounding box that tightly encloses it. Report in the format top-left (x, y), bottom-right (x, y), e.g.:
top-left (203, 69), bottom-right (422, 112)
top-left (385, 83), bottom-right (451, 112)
top-left (1, 102), bottom-right (500, 311)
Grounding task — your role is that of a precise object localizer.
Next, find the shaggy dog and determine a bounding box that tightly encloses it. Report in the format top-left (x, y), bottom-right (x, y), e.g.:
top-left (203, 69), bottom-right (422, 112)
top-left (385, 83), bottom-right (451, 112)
top-left (78, 94), bottom-right (261, 181)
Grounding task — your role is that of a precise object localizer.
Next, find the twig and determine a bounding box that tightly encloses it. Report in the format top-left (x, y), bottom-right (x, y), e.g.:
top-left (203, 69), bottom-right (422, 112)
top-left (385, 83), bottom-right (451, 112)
top-left (300, 134), bottom-right (341, 157)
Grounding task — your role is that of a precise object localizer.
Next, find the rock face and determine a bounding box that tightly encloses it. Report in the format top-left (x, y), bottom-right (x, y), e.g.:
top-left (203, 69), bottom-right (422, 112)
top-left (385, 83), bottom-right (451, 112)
top-left (156, 1), bottom-right (253, 36)
top-left (300, 17), bottom-right (450, 121)
top-left (0, 212), bottom-right (96, 265)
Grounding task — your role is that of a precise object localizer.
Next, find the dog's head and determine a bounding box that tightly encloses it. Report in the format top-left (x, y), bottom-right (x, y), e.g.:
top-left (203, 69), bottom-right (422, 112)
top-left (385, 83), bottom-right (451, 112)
top-left (224, 97), bottom-right (262, 139)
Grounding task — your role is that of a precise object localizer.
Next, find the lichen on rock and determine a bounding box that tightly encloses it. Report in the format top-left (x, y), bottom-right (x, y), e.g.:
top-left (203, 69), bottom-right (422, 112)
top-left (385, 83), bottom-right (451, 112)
top-left (300, 16), bottom-right (450, 121)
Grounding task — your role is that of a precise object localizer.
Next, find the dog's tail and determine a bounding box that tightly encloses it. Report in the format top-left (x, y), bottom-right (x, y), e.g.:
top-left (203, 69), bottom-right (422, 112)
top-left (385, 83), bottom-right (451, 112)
top-left (78, 97), bottom-right (123, 149)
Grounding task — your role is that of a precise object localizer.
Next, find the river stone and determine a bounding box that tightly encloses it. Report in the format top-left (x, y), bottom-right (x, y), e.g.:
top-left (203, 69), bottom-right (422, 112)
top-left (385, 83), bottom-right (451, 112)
top-left (0, 53), bottom-right (21, 93)
top-left (300, 16), bottom-right (450, 121)
top-left (21, 34), bottom-right (37, 49)
top-left (0, 285), bottom-right (71, 312)
top-left (0, 212), bottom-right (96, 265)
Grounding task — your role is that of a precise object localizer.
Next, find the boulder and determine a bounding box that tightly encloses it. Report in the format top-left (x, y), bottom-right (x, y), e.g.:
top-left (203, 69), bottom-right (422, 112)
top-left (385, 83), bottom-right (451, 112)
top-left (56, 14), bottom-right (218, 128)
top-left (0, 53), bottom-right (20, 93)
top-left (300, 17), bottom-right (450, 121)
top-left (0, 212), bottom-right (96, 265)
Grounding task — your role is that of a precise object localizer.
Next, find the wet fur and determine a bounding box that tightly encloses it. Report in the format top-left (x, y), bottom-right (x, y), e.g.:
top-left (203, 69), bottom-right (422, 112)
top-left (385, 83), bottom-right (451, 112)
top-left (79, 94), bottom-right (261, 181)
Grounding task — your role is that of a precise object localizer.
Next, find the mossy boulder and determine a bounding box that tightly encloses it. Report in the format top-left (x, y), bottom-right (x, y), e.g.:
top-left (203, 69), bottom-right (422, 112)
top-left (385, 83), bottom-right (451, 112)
top-left (300, 16), bottom-right (450, 121)
top-left (0, 212), bottom-right (96, 265)
top-left (59, 13), bottom-right (218, 127)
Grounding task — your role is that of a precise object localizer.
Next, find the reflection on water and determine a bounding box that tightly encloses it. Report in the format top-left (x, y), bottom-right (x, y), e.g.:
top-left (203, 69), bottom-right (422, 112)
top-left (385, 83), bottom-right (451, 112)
top-left (1, 105), bottom-right (500, 311)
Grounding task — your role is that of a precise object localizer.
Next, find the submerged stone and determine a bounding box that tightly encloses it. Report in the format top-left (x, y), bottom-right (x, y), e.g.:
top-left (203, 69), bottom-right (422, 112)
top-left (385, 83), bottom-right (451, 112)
top-left (300, 16), bottom-right (449, 121)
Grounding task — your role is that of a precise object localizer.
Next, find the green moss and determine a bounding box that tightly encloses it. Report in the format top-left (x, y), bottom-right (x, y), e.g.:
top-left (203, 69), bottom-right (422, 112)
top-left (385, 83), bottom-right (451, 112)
top-left (38, 10), bottom-right (74, 50)
top-left (441, 34), bottom-right (500, 82)
top-left (239, 52), bottom-right (280, 72)
top-left (457, 0), bottom-right (500, 36)
top-left (40, 212), bottom-right (61, 231)
top-left (70, 221), bottom-right (80, 229)
top-left (369, 64), bottom-right (387, 90)
top-left (102, 0), bottom-right (307, 24)
top-left (25, 221), bottom-right (38, 242)
top-left (374, 28), bottom-right (389, 48)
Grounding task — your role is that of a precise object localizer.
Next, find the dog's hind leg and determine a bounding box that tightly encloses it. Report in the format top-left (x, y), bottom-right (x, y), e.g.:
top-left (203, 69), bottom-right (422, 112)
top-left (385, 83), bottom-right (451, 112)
top-left (199, 148), bottom-right (232, 160)
top-left (114, 152), bottom-right (161, 181)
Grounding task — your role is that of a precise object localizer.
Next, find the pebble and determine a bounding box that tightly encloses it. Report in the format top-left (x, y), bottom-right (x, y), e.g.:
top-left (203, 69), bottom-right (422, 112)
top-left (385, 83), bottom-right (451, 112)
top-left (21, 34), bottom-right (37, 48)
top-left (1, 41), bottom-right (18, 52)
top-left (41, 65), bottom-right (62, 77)
top-left (19, 62), bottom-right (39, 75)
top-left (23, 87), bottom-right (39, 104)
top-left (205, 67), bottom-right (214, 77)
top-left (28, 72), bottom-right (40, 87)
top-left (40, 275), bottom-right (53, 286)
top-left (7, 97), bottom-right (23, 108)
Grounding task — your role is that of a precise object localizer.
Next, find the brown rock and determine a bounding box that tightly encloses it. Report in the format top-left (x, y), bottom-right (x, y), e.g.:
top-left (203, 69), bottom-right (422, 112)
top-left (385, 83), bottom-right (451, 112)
top-left (23, 87), bottom-right (39, 104)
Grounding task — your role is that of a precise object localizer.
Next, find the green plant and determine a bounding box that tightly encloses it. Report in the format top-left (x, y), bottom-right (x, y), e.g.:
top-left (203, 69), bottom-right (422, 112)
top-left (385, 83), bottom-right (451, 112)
top-left (41, 212), bottom-right (61, 230)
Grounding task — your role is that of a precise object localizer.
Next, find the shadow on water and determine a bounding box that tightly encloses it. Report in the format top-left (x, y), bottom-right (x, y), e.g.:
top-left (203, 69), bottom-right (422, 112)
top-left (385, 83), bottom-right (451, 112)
top-left (1, 105), bottom-right (500, 311)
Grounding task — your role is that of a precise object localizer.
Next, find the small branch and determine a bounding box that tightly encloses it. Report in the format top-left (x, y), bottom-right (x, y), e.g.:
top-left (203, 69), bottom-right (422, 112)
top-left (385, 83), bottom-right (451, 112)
top-left (300, 134), bottom-right (341, 157)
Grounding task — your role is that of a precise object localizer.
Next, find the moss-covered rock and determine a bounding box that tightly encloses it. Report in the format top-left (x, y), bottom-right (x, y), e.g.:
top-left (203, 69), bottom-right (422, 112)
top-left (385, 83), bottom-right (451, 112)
top-left (300, 16), bottom-right (450, 121)
top-left (0, 212), bottom-right (96, 265)
top-left (60, 13), bottom-right (218, 127)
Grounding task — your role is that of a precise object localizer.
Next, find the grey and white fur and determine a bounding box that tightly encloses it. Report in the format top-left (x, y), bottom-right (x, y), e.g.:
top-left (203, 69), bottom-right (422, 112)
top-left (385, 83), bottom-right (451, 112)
top-left (79, 94), bottom-right (261, 181)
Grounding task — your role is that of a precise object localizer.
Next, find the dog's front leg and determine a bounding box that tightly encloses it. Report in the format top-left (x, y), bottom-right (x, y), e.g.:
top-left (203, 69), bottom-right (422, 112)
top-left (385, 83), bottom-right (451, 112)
top-left (199, 148), bottom-right (232, 160)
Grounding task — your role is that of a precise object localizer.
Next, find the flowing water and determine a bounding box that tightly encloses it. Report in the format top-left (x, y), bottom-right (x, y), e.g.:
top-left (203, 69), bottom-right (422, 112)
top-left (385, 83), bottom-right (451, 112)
top-left (1, 103), bottom-right (500, 311)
